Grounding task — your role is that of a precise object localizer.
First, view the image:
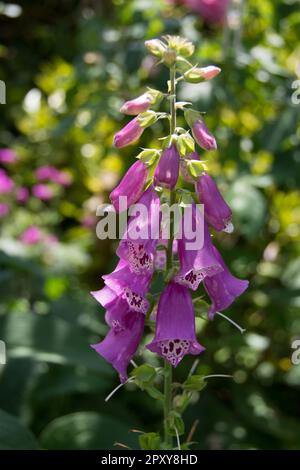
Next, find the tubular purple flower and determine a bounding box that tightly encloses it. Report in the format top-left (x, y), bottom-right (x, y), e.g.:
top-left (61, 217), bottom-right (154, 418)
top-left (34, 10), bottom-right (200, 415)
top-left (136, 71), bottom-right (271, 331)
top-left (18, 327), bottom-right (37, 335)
top-left (147, 282), bottom-right (204, 366)
top-left (195, 172), bottom-right (233, 233)
top-left (0, 169), bottom-right (14, 193)
top-left (120, 93), bottom-right (153, 115)
top-left (117, 185), bottom-right (160, 274)
top-left (154, 144), bottom-right (180, 190)
top-left (174, 202), bottom-right (223, 290)
top-left (113, 117), bottom-right (144, 148)
top-left (110, 160), bottom-right (148, 212)
top-left (192, 120), bottom-right (217, 151)
top-left (99, 260), bottom-right (152, 314)
top-left (91, 309), bottom-right (145, 383)
top-left (204, 246), bottom-right (249, 319)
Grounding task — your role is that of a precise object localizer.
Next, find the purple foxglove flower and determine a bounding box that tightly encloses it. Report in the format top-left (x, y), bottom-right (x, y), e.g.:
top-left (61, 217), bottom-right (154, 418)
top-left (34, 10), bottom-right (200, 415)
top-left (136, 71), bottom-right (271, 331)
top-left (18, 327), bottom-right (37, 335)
top-left (92, 309), bottom-right (144, 383)
top-left (204, 246), bottom-right (249, 319)
top-left (92, 260), bottom-right (151, 314)
top-left (0, 202), bottom-right (9, 217)
top-left (174, 202), bottom-right (223, 290)
top-left (0, 148), bottom-right (17, 164)
top-left (198, 65), bottom-right (221, 80)
top-left (192, 120), bottom-right (217, 151)
top-left (16, 187), bottom-right (29, 204)
top-left (117, 185), bottom-right (160, 274)
top-left (113, 117), bottom-right (144, 148)
top-left (110, 160), bottom-right (148, 212)
top-left (195, 173), bottom-right (233, 233)
top-left (0, 169), bottom-right (14, 193)
top-left (180, 151), bottom-right (199, 183)
top-left (32, 184), bottom-right (53, 200)
top-left (20, 226), bottom-right (43, 245)
top-left (154, 144), bottom-right (180, 190)
top-left (147, 282), bottom-right (204, 366)
top-left (180, 0), bottom-right (229, 25)
top-left (120, 93), bottom-right (153, 115)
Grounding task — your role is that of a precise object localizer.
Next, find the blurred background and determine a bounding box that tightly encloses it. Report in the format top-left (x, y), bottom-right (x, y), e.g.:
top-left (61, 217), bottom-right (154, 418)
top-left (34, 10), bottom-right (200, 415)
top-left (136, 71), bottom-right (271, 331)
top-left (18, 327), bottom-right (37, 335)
top-left (0, 0), bottom-right (299, 450)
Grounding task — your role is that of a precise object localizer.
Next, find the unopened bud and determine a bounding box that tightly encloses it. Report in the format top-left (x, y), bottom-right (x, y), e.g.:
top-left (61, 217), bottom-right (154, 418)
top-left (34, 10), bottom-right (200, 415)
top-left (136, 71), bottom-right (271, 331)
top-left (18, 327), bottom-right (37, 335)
top-left (184, 65), bottom-right (221, 83)
top-left (145, 39), bottom-right (166, 58)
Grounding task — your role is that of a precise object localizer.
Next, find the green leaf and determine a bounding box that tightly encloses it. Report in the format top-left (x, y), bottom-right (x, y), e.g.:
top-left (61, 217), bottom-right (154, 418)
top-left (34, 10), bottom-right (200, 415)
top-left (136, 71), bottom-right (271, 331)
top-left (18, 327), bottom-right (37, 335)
top-left (139, 432), bottom-right (161, 450)
top-left (40, 412), bottom-right (137, 450)
top-left (131, 364), bottom-right (156, 383)
top-left (166, 411), bottom-right (185, 436)
top-left (183, 375), bottom-right (207, 392)
top-left (0, 409), bottom-right (39, 450)
top-left (0, 312), bottom-right (113, 375)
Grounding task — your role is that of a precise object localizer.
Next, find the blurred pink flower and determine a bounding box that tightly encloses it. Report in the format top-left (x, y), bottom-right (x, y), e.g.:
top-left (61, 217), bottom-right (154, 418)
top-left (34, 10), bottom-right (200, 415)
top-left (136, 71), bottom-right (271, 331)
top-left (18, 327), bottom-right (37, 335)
top-left (173, 0), bottom-right (229, 24)
top-left (20, 226), bottom-right (43, 245)
top-left (0, 148), bottom-right (17, 164)
top-left (81, 215), bottom-right (96, 228)
top-left (36, 165), bottom-right (72, 187)
top-left (32, 184), bottom-right (54, 200)
top-left (0, 202), bottom-right (9, 217)
top-left (0, 169), bottom-right (14, 193)
top-left (16, 187), bottom-right (29, 204)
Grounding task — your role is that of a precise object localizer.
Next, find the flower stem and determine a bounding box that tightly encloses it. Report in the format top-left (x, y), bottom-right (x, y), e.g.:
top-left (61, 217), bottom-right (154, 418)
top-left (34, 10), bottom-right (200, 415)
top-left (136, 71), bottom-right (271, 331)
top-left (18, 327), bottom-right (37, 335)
top-left (163, 63), bottom-right (177, 449)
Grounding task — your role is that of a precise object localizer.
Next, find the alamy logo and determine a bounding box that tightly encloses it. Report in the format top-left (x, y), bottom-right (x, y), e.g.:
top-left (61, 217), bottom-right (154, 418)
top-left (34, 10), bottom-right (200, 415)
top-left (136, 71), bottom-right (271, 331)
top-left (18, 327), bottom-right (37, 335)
top-left (291, 79), bottom-right (300, 105)
top-left (0, 340), bottom-right (6, 365)
top-left (291, 339), bottom-right (300, 365)
top-left (0, 80), bottom-right (6, 104)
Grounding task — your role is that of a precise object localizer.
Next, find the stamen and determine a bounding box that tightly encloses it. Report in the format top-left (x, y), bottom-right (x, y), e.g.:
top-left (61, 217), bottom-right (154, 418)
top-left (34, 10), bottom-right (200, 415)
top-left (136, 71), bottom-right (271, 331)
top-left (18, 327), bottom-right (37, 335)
top-left (216, 311), bottom-right (246, 334)
top-left (105, 376), bottom-right (135, 402)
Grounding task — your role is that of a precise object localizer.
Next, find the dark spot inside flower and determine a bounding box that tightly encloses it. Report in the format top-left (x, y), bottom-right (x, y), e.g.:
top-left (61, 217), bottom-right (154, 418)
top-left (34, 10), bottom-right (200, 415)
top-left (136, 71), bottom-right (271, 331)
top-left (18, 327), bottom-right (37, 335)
top-left (169, 341), bottom-right (174, 352)
top-left (175, 347), bottom-right (182, 356)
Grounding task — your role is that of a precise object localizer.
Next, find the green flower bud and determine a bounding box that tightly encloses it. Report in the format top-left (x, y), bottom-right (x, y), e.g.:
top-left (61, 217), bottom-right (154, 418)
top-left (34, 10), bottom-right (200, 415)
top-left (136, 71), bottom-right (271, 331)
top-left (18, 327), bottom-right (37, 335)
top-left (145, 39), bottom-right (166, 58)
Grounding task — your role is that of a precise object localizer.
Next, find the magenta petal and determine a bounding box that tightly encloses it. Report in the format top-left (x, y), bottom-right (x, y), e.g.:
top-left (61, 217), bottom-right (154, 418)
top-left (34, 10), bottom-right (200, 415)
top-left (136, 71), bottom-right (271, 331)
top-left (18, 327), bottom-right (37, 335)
top-left (174, 203), bottom-right (223, 290)
top-left (110, 160), bottom-right (148, 212)
top-left (90, 286), bottom-right (117, 309)
top-left (192, 120), bottom-right (217, 151)
top-left (117, 185), bottom-right (160, 274)
top-left (113, 117), bottom-right (144, 148)
top-left (91, 311), bottom-right (145, 383)
top-left (195, 173), bottom-right (232, 232)
top-left (147, 282), bottom-right (205, 367)
top-left (154, 144), bottom-right (180, 190)
top-left (204, 246), bottom-right (249, 319)
top-left (120, 93), bottom-right (152, 115)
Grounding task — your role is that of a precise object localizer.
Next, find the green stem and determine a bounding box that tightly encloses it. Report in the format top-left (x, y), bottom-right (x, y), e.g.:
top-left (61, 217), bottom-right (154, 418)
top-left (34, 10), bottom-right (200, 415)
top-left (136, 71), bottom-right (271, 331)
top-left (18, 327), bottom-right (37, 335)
top-left (163, 63), bottom-right (177, 448)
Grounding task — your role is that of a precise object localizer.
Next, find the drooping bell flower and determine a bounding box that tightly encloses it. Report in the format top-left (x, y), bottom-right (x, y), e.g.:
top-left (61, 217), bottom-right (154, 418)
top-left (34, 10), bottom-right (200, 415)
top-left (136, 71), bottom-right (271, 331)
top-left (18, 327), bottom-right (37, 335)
top-left (91, 309), bottom-right (145, 383)
top-left (36, 165), bottom-right (59, 181)
top-left (91, 260), bottom-right (151, 314)
top-left (113, 117), bottom-right (144, 148)
top-left (154, 144), bottom-right (180, 190)
top-left (110, 160), bottom-right (148, 212)
top-left (174, 202), bottom-right (223, 290)
top-left (120, 89), bottom-right (162, 115)
top-left (195, 173), bottom-right (233, 233)
top-left (117, 185), bottom-right (160, 274)
top-left (147, 282), bottom-right (204, 366)
top-left (102, 260), bottom-right (151, 314)
top-left (204, 246), bottom-right (249, 320)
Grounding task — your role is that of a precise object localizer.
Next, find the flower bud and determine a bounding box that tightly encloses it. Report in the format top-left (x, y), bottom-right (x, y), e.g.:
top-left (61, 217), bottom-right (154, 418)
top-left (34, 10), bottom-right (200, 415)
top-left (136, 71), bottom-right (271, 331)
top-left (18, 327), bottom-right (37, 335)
top-left (113, 117), bottom-right (144, 148)
top-left (120, 88), bottom-right (162, 116)
top-left (184, 109), bottom-right (217, 151)
top-left (110, 160), bottom-right (148, 212)
top-left (154, 144), bottom-right (180, 190)
top-left (145, 39), bottom-right (166, 58)
top-left (184, 65), bottom-right (221, 83)
top-left (137, 110), bottom-right (158, 128)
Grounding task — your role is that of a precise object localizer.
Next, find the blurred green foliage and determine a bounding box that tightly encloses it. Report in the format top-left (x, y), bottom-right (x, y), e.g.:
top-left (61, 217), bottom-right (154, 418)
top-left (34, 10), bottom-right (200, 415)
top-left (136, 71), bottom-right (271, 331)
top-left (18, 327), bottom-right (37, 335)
top-left (0, 0), bottom-right (300, 450)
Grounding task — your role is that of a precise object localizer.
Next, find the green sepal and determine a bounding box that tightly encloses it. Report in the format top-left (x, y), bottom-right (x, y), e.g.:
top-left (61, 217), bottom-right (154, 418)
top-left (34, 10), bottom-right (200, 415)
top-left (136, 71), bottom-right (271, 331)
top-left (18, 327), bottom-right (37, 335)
top-left (139, 433), bottom-right (161, 450)
top-left (183, 374), bottom-right (207, 392)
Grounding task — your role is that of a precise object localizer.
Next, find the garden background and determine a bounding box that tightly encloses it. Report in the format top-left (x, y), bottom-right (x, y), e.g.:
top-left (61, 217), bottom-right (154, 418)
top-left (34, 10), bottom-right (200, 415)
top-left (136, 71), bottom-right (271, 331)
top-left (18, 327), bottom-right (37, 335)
top-left (0, 0), bottom-right (300, 450)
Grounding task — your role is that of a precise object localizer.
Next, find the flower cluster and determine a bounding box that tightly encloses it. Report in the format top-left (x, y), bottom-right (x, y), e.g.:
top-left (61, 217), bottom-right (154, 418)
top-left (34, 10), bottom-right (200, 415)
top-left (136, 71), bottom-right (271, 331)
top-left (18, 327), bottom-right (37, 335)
top-left (91, 36), bottom-right (248, 383)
